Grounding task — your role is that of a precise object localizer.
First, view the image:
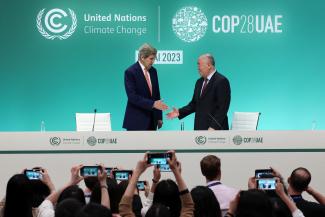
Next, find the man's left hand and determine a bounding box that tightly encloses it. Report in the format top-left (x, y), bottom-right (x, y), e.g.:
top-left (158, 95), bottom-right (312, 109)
top-left (208, 127), bottom-right (215, 131)
top-left (157, 120), bottom-right (163, 129)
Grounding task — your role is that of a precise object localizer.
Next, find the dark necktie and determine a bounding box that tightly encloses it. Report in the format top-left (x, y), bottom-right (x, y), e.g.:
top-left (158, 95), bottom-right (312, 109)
top-left (200, 78), bottom-right (208, 97)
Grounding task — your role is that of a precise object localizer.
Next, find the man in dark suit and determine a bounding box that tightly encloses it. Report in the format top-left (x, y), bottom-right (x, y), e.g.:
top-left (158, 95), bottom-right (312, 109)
top-left (167, 54), bottom-right (230, 130)
top-left (123, 43), bottom-right (168, 131)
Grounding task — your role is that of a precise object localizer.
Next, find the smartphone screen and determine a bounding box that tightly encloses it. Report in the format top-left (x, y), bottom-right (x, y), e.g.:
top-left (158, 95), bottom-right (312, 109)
top-left (25, 170), bottom-right (42, 180)
top-left (159, 164), bottom-right (171, 172)
top-left (147, 153), bottom-right (172, 165)
top-left (257, 178), bottom-right (276, 190)
top-left (137, 181), bottom-right (146, 190)
top-left (113, 170), bottom-right (133, 181)
top-left (80, 166), bottom-right (99, 177)
top-left (255, 169), bottom-right (273, 179)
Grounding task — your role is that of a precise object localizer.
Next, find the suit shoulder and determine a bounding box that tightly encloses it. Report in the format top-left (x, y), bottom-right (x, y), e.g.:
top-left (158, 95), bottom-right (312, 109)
top-left (125, 62), bottom-right (140, 74)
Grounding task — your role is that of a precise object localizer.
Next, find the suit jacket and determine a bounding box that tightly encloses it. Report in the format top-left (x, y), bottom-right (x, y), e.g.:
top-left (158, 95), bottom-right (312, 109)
top-left (178, 71), bottom-right (231, 130)
top-left (123, 62), bottom-right (162, 130)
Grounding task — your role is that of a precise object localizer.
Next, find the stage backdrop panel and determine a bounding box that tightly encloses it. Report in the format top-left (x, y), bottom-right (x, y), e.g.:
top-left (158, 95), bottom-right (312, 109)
top-left (0, 0), bottom-right (324, 131)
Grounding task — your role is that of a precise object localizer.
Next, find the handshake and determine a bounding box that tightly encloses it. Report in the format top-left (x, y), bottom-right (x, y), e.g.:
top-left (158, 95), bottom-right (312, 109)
top-left (153, 100), bottom-right (179, 120)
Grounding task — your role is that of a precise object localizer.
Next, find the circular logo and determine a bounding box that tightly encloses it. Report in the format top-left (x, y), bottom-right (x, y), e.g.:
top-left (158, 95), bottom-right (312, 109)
top-left (233, 135), bottom-right (243, 145)
top-left (172, 6), bottom-right (208, 43)
top-left (50, 137), bottom-right (61, 146)
top-left (87, 136), bottom-right (97, 146)
top-left (36, 8), bottom-right (77, 40)
top-left (195, 136), bottom-right (207, 145)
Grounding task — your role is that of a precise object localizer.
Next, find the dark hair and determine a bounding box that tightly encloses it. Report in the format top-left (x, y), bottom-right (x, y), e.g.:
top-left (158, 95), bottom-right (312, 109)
top-left (270, 197), bottom-right (291, 217)
top-left (84, 176), bottom-right (99, 191)
top-left (90, 178), bottom-right (120, 213)
top-left (58, 185), bottom-right (86, 205)
top-left (145, 203), bottom-right (171, 217)
top-left (76, 203), bottom-right (112, 217)
top-left (153, 179), bottom-right (181, 217)
top-left (117, 180), bottom-right (143, 216)
top-left (200, 155), bottom-right (221, 181)
top-left (3, 174), bottom-right (33, 217)
top-left (289, 167), bottom-right (311, 192)
top-left (30, 179), bottom-right (51, 207)
top-left (236, 189), bottom-right (274, 217)
top-left (55, 198), bottom-right (84, 217)
top-left (191, 186), bottom-right (222, 217)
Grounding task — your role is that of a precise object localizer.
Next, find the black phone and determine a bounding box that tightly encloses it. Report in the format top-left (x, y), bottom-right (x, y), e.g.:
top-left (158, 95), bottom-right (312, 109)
top-left (255, 169), bottom-right (274, 179)
top-left (105, 167), bottom-right (117, 176)
top-left (113, 170), bottom-right (133, 181)
top-left (147, 152), bottom-right (172, 165)
top-left (24, 169), bottom-right (43, 180)
top-left (257, 178), bottom-right (276, 190)
top-left (137, 181), bottom-right (147, 190)
top-left (80, 166), bottom-right (100, 177)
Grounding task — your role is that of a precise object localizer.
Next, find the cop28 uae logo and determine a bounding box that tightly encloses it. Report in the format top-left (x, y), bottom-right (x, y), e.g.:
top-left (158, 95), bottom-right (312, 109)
top-left (36, 8), bottom-right (77, 40)
top-left (172, 6), bottom-right (208, 43)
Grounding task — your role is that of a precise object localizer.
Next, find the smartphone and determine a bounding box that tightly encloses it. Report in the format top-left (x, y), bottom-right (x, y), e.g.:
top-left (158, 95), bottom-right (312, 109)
top-left (113, 170), bottom-right (133, 181)
top-left (80, 166), bottom-right (100, 177)
top-left (137, 181), bottom-right (147, 191)
top-left (147, 153), bottom-right (172, 165)
top-left (257, 178), bottom-right (276, 190)
top-left (255, 169), bottom-right (274, 179)
top-left (158, 164), bottom-right (171, 172)
top-left (24, 169), bottom-right (43, 180)
top-left (105, 167), bottom-right (117, 176)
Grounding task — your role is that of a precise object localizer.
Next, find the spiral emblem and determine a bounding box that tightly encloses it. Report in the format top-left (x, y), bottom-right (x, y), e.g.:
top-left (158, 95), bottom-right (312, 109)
top-left (36, 8), bottom-right (77, 40)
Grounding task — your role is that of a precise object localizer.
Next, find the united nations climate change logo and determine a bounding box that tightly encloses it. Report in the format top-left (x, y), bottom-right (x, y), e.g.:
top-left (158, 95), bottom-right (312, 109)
top-left (233, 135), bottom-right (243, 145)
top-left (172, 6), bottom-right (208, 43)
top-left (36, 8), bottom-right (77, 40)
top-left (50, 137), bottom-right (61, 146)
top-left (195, 136), bottom-right (207, 145)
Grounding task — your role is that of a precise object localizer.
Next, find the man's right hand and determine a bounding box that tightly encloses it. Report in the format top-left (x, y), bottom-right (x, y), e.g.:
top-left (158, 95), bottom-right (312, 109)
top-left (166, 107), bottom-right (179, 119)
top-left (153, 100), bottom-right (168, 111)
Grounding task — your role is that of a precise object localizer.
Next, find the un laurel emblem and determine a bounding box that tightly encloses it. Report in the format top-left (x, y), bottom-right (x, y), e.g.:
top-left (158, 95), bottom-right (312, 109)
top-left (195, 136), bottom-right (207, 145)
top-left (36, 8), bottom-right (77, 40)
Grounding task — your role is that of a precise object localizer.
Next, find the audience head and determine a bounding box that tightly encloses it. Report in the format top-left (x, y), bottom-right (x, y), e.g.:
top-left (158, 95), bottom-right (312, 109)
top-left (55, 198), bottom-right (84, 217)
top-left (58, 185), bottom-right (86, 205)
top-left (76, 203), bottom-right (112, 217)
top-left (288, 167), bottom-right (311, 193)
top-left (153, 179), bottom-right (181, 217)
top-left (84, 176), bottom-right (99, 192)
top-left (3, 174), bottom-right (33, 217)
top-left (90, 178), bottom-right (120, 213)
top-left (191, 186), bottom-right (222, 217)
top-left (200, 155), bottom-right (221, 181)
top-left (145, 203), bottom-right (171, 217)
top-left (236, 189), bottom-right (274, 217)
top-left (30, 179), bottom-right (51, 207)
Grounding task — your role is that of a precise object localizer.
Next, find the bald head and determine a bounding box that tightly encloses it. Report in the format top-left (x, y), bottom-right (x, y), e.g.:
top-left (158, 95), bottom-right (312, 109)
top-left (289, 167), bottom-right (311, 192)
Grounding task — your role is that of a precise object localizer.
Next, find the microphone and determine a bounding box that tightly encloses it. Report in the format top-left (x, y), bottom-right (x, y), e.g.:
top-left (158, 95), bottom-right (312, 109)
top-left (92, 109), bottom-right (97, 132)
top-left (208, 113), bottom-right (223, 130)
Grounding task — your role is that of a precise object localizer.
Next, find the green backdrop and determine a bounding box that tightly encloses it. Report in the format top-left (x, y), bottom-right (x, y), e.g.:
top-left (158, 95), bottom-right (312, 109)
top-left (0, 0), bottom-right (324, 131)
